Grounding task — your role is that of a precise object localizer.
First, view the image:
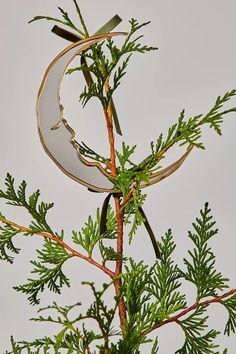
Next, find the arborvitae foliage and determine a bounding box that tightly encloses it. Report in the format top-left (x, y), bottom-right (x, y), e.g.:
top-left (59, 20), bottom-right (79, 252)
top-left (175, 305), bottom-right (220, 354)
top-left (1, 184), bottom-right (236, 352)
top-left (181, 203), bottom-right (229, 301)
top-left (222, 294), bottom-right (236, 336)
top-left (13, 237), bottom-right (71, 306)
top-left (0, 173), bottom-right (54, 234)
top-left (1, 1), bottom-right (236, 353)
top-left (0, 214), bottom-right (21, 263)
top-left (75, 18), bottom-right (158, 110)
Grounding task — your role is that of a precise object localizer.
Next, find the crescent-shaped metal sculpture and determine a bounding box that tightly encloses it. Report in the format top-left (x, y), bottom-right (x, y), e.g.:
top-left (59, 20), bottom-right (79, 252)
top-left (37, 31), bottom-right (192, 193)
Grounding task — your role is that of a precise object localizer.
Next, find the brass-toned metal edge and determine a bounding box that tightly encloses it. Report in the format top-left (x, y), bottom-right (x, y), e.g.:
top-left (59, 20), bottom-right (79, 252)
top-left (37, 33), bottom-right (127, 193)
top-left (56, 37), bottom-right (117, 177)
top-left (148, 147), bottom-right (193, 179)
top-left (37, 32), bottom-right (193, 193)
top-left (37, 127), bottom-right (115, 193)
top-left (52, 17), bottom-right (123, 135)
top-left (142, 147), bottom-right (193, 188)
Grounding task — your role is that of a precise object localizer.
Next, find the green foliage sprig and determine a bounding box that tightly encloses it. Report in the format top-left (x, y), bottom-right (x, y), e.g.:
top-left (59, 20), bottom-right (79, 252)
top-left (28, 0), bottom-right (89, 38)
top-left (176, 305), bottom-right (220, 354)
top-left (181, 202), bottom-right (229, 301)
top-left (1, 1), bottom-right (236, 353)
top-left (1, 183), bottom-right (236, 352)
top-left (0, 214), bottom-right (21, 263)
top-left (222, 294), bottom-right (236, 336)
top-left (14, 237), bottom-right (71, 305)
top-left (68, 18), bottom-right (158, 111)
top-left (134, 90), bottom-right (236, 173)
top-left (148, 230), bottom-right (187, 321)
top-left (0, 173), bottom-right (54, 234)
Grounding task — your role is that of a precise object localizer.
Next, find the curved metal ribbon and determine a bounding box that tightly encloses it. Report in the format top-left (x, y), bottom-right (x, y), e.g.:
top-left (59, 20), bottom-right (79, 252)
top-left (37, 33), bottom-right (127, 193)
top-left (37, 31), bottom-right (193, 192)
top-left (52, 15), bottom-right (123, 135)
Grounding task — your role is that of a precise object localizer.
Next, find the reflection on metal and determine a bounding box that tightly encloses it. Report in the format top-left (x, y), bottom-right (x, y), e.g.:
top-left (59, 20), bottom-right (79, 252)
top-left (142, 148), bottom-right (193, 188)
top-left (37, 32), bottom-right (192, 193)
top-left (37, 33), bottom-right (127, 193)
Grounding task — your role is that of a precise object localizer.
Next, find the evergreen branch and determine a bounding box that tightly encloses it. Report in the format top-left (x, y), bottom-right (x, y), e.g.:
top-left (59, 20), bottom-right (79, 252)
top-left (118, 188), bottom-right (135, 212)
top-left (114, 143), bottom-right (150, 201)
top-left (115, 260), bottom-right (157, 351)
top-left (116, 143), bottom-right (137, 173)
top-left (201, 90), bottom-right (236, 134)
top-left (181, 203), bottom-right (229, 300)
top-left (134, 90), bottom-right (236, 173)
top-left (142, 288), bottom-right (236, 336)
top-left (58, 6), bottom-right (85, 35)
top-left (0, 216), bottom-right (115, 279)
top-left (14, 283), bottom-right (118, 352)
top-left (31, 301), bottom-right (83, 325)
top-left (72, 207), bottom-right (117, 258)
top-left (123, 188), bottom-right (147, 242)
top-left (114, 146), bottom-right (150, 243)
top-left (107, 54), bottom-right (132, 102)
top-left (0, 173), bottom-right (53, 234)
top-left (9, 327), bottom-right (102, 353)
top-left (14, 252), bottom-right (71, 306)
top-left (119, 19), bottom-right (158, 56)
top-left (28, 15), bottom-right (71, 27)
top-left (5, 337), bottom-right (24, 354)
top-left (72, 209), bottom-right (103, 257)
top-left (99, 242), bottom-right (128, 263)
top-left (122, 260), bottom-right (154, 331)
top-left (27, 298), bottom-right (114, 354)
top-left (98, 32), bottom-right (129, 332)
top-left (7, 334), bottom-right (85, 353)
top-left (29, 6), bottom-right (87, 37)
top-left (78, 141), bottom-right (111, 167)
top-left (4, 2), bottom-right (236, 351)
top-left (73, 18), bottom-right (157, 110)
top-left (13, 232), bottom-right (72, 305)
top-left (175, 306), bottom-right (220, 353)
top-left (30, 301), bottom-right (94, 349)
top-left (0, 213), bottom-right (21, 263)
top-left (100, 68), bottom-right (129, 333)
top-left (72, 0), bottom-right (89, 37)
top-left (151, 338), bottom-right (160, 353)
top-left (221, 293), bottom-right (236, 336)
top-left (84, 282), bottom-right (119, 346)
top-left (147, 230), bottom-right (186, 322)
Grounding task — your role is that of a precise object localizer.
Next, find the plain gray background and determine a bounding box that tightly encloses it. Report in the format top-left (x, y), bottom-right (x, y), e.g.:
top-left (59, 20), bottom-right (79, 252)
top-left (0, 0), bottom-right (236, 352)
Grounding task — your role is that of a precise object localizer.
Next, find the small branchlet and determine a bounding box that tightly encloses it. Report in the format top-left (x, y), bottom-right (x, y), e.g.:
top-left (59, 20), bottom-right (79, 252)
top-left (14, 236), bottom-right (71, 305)
top-left (28, 0), bottom-right (88, 38)
top-left (0, 173), bottom-right (54, 234)
top-left (135, 90), bottom-right (236, 173)
top-left (0, 213), bottom-right (21, 263)
top-left (2, 1), bottom-right (236, 353)
top-left (69, 18), bottom-right (158, 111)
top-left (181, 202), bottom-right (229, 301)
top-left (176, 306), bottom-right (220, 354)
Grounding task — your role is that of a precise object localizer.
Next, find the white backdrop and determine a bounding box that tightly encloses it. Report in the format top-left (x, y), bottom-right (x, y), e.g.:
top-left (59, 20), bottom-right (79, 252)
top-left (0, 0), bottom-right (236, 352)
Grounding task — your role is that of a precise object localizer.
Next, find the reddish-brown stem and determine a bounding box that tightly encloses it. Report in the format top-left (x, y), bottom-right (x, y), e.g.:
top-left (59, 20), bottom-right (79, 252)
top-left (114, 196), bottom-right (124, 275)
top-left (118, 188), bottom-right (135, 214)
top-left (103, 78), bottom-right (127, 331)
top-left (142, 288), bottom-right (236, 336)
top-left (104, 109), bottom-right (116, 175)
top-left (103, 79), bottom-right (117, 177)
top-left (114, 195), bottom-right (127, 330)
top-left (0, 216), bottom-right (115, 279)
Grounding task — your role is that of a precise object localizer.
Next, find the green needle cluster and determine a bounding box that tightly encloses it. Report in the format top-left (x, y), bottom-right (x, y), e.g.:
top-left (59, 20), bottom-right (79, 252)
top-left (1, 1), bottom-right (236, 353)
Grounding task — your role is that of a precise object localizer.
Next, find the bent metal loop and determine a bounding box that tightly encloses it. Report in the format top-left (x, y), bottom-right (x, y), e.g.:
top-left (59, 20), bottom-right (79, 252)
top-left (37, 32), bottom-right (192, 193)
